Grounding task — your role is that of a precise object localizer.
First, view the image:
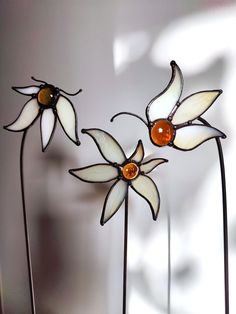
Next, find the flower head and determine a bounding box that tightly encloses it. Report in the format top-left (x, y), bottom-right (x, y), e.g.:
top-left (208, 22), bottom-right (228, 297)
top-left (4, 78), bottom-right (82, 151)
top-left (111, 61), bottom-right (226, 151)
top-left (69, 128), bottom-right (167, 225)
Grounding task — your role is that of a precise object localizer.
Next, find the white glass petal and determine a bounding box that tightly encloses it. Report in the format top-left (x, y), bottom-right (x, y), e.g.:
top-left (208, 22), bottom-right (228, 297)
top-left (70, 164), bottom-right (118, 183)
top-left (147, 61), bottom-right (183, 122)
top-left (13, 86), bottom-right (40, 95)
top-left (5, 98), bottom-right (39, 131)
top-left (40, 109), bottom-right (56, 151)
top-left (83, 129), bottom-right (126, 164)
top-left (131, 175), bottom-right (160, 220)
top-left (140, 159), bottom-right (167, 174)
top-left (129, 140), bottom-right (144, 163)
top-left (174, 125), bottom-right (226, 151)
top-left (56, 95), bottom-right (79, 144)
top-left (101, 180), bottom-right (128, 225)
top-left (172, 90), bottom-right (222, 125)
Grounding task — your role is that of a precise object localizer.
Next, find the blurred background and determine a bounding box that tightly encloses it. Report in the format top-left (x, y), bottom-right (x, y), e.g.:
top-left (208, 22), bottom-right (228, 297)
top-left (1, 0), bottom-right (236, 313)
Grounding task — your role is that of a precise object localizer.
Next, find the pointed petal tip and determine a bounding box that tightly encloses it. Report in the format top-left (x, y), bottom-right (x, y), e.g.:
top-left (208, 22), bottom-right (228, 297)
top-left (100, 218), bottom-right (105, 226)
top-left (3, 124), bottom-right (17, 132)
top-left (41, 142), bottom-right (50, 152)
top-left (75, 139), bottom-right (81, 146)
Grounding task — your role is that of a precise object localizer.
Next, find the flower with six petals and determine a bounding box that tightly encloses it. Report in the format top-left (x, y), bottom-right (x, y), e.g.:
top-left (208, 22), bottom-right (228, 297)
top-left (69, 128), bottom-right (167, 225)
top-left (4, 79), bottom-right (82, 151)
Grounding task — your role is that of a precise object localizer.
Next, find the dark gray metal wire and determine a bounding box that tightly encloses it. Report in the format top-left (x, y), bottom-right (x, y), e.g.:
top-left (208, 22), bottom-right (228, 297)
top-left (20, 130), bottom-right (36, 314)
top-left (198, 117), bottom-right (229, 314)
top-left (123, 192), bottom-right (129, 314)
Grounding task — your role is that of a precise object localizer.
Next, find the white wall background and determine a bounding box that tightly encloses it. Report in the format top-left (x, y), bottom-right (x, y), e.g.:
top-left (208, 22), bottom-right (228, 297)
top-left (0, 1), bottom-right (235, 314)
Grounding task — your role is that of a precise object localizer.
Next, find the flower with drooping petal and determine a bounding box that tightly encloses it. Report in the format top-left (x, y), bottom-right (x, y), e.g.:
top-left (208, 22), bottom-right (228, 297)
top-left (111, 61), bottom-right (226, 151)
top-left (69, 128), bottom-right (167, 225)
top-left (4, 78), bottom-right (82, 151)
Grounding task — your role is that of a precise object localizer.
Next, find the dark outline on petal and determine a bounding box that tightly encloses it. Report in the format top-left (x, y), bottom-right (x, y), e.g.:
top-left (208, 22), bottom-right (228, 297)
top-left (172, 89), bottom-right (223, 125)
top-left (81, 128), bottom-right (127, 165)
top-left (69, 163), bottom-right (119, 183)
top-left (56, 95), bottom-right (80, 146)
top-left (145, 60), bottom-right (183, 123)
top-left (100, 179), bottom-right (128, 225)
top-left (40, 108), bottom-right (57, 152)
top-left (129, 140), bottom-right (144, 164)
top-left (131, 174), bottom-right (160, 220)
top-left (173, 123), bottom-right (226, 151)
top-left (4, 98), bottom-right (41, 132)
top-left (140, 158), bottom-right (168, 174)
top-left (12, 85), bottom-right (40, 96)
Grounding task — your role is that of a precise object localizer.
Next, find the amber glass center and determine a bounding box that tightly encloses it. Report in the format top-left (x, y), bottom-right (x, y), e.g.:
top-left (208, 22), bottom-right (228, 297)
top-left (122, 163), bottom-right (139, 180)
top-left (37, 87), bottom-right (56, 107)
top-left (151, 119), bottom-right (174, 146)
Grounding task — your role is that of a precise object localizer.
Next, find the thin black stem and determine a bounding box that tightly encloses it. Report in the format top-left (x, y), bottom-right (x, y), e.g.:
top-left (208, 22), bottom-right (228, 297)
top-left (167, 210), bottom-right (171, 314)
top-left (198, 117), bottom-right (229, 314)
top-left (20, 130), bottom-right (36, 314)
top-left (123, 192), bottom-right (129, 314)
top-left (110, 112), bottom-right (148, 127)
top-left (216, 137), bottom-right (229, 314)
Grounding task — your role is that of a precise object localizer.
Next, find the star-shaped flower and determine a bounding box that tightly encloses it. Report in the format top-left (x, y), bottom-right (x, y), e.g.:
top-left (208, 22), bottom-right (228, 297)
top-left (111, 61), bottom-right (226, 151)
top-left (4, 78), bottom-right (82, 151)
top-left (69, 128), bottom-right (167, 225)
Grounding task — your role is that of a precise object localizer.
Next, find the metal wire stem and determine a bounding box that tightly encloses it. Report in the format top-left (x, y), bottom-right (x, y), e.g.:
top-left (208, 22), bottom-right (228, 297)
top-left (198, 117), bottom-right (229, 314)
top-left (123, 192), bottom-right (129, 314)
top-left (20, 130), bottom-right (36, 314)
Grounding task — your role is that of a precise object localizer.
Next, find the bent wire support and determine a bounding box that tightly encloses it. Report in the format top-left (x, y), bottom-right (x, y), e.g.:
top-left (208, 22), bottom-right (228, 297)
top-left (111, 61), bottom-right (229, 314)
top-left (4, 79), bottom-right (82, 314)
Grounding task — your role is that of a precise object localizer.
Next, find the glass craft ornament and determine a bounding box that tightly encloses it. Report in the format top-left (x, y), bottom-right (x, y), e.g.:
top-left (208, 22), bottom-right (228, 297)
top-left (111, 61), bottom-right (226, 151)
top-left (4, 79), bottom-right (82, 314)
top-left (69, 128), bottom-right (167, 224)
top-left (4, 77), bottom-right (82, 151)
top-left (69, 128), bottom-right (167, 313)
top-left (111, 61), bottom-right (229, 314)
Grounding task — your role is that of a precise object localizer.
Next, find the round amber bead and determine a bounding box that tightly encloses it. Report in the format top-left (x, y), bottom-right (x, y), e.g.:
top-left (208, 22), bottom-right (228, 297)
top-left (37, 86), bottom-right (56, 107)
top-left (151, 119), bottom-right (174, 146)
top-left (122, 162), bottom-right (139, 180)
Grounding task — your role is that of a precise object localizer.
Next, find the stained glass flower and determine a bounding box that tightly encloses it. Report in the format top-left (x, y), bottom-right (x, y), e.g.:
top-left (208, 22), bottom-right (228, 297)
top-left (69, 128), bottom-right (167, 225)
top-left (4, 78), bottom-right (82, 151)
top-left (111, 61), bottom-right (226, 151)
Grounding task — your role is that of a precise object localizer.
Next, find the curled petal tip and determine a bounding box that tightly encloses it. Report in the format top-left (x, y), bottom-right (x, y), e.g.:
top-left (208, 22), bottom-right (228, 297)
top-left (221, 133), bottom-right (227, 139)
top-left (81, 128), bottom-right (87, 134)
top-left (170, 60), bottom-right (177, 66)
